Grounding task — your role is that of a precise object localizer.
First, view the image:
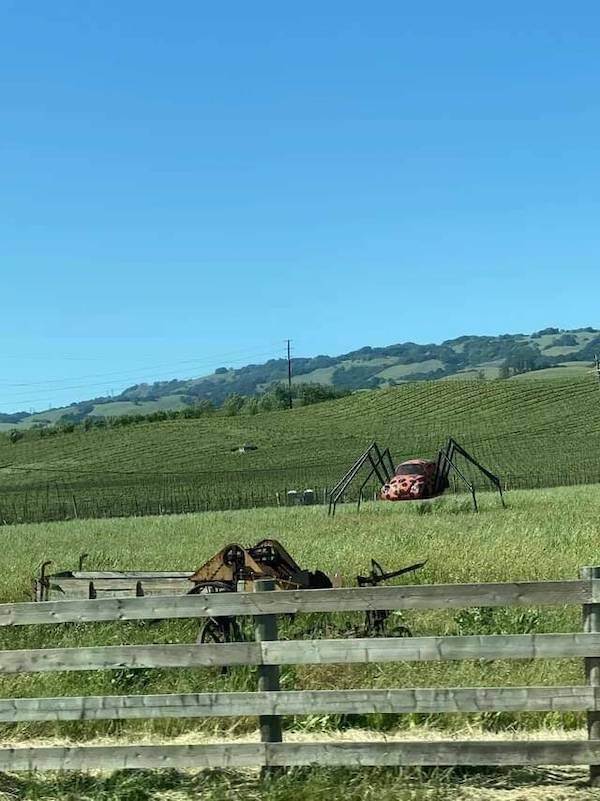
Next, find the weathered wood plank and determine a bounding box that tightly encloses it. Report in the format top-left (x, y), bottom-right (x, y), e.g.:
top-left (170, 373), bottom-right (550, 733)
top-left (0, 740), bottom-right (599, 771)
top-left (52, 579), bottom-right (192, 591)
top-left (48, 579), bottom-right (193, 600)
top-left (0, 643), bottom-right (258, 673)
top-left (0, 686), bottom-right (593, 722)
top-left (7, 580), bottom-right (596, 625)
top-left (1, 634), bottom-right (599, 674)
top-left (70, 572), bottom-right (193, 579)
top-left (0, 743), bottom-right (265, 771)
top-left (266, 740), bottom-right (600, 767)
top-left (253, 577), bottom-right (282, 750)
top-left (258, 633), bottom-right (600, 665)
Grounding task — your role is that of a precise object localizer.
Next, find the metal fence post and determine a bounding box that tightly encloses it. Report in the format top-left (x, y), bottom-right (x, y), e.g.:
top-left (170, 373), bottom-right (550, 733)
top-left (253, 578), bottom-right (282, 774)
top-left (582, 566), bottom-right (600, 787)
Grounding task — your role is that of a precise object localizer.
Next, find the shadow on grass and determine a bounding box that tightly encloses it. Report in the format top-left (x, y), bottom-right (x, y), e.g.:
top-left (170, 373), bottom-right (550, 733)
top-left (0, 766), bottom-right (592, 801)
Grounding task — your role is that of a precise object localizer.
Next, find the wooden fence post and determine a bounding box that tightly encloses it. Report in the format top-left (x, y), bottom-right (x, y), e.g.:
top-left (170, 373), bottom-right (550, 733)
top-left (253, 578), bottom-right (283, 774)
top-left (582, 566), bottom-right (600, 787)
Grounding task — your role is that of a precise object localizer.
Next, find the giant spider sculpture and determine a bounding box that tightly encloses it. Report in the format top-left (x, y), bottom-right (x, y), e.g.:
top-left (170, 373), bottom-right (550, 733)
top-left (328, 438), bottom-right (505, 515)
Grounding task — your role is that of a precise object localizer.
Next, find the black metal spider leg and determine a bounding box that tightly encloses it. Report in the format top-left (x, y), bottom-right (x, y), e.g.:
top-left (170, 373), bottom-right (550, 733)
top-left (357, 459), bottom-right (380, 511)
top-left (371, 442), bottom-right (393, 484)
top-left (328, 442), bottom-right (376, 516)
top-left (437, 448), bottom-right (478, 511)
top-left (329, 442), bottom-right (391, 516)
top-left (357, 446), bottom-right (393, 511)
top-left (445, 438), bottom-right (505, 508)
top-left (382, 447), bottom-right (396, 480)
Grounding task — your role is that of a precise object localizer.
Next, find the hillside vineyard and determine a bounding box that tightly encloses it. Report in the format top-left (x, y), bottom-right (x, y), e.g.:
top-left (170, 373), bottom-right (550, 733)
top-left (0, 378), bottom-right (597, 524)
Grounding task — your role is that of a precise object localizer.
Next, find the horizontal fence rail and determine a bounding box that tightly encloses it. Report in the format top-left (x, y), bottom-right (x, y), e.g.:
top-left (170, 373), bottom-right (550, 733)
top-left (1, 741), bottom-right (600, 771)
top-left (3, 579), bottom-right (598, 625)
top-left (3, 634), bottom-right (600, 674)
top-left (0, 570), bottom-right (599, 781)
top-left (0, 686), bottom-right (597, 722)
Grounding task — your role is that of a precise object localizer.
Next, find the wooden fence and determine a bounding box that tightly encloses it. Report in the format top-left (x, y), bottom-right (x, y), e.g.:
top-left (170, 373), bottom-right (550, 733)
top-left (0, 569), bottom-right (599, 783)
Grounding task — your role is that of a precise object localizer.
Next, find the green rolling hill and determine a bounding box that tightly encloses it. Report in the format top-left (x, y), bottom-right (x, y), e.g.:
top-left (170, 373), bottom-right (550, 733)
top-left (2, 325), bottom-right (599, 429)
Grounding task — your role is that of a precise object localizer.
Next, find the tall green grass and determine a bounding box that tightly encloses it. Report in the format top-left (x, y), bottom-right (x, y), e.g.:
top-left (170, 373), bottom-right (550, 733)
top-left (0, 485), bottom-right (598, 744)
top-left (1, 765), bottom-right (561, 801)
top-left (0, 488), bottom-right (598, 798)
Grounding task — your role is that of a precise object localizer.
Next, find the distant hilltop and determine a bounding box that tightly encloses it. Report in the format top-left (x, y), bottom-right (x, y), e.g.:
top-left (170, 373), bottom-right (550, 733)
top-left (2, 326), bottom-right (598, 429)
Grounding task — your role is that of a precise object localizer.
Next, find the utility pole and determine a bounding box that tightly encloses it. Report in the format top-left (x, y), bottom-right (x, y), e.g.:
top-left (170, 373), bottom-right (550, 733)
top-left (286, 339), bottom-right (293, 409)
top-left (595, 354), bottom-right (600, 390)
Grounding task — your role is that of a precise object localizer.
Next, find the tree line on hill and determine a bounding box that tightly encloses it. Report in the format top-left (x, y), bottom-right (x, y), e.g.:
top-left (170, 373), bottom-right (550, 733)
top-left (114, 328), bottom-right (600, 397)
top-left (2, 327), bottom-right (598, 435)
top-left (3, 383), bottom-right (350, 443)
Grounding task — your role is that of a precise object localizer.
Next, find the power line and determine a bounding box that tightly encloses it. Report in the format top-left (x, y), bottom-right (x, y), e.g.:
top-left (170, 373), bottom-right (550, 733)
top-left (0, 346), bottom-right (285, 409)
top-left (0, 344), bottom-right (284, 389)
top-left (2, 355), bottom-right (274, 400)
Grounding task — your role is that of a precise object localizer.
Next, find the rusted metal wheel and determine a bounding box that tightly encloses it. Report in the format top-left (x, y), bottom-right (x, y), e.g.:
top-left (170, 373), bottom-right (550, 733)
top-left (188, 580), bottom-right (244, 646)
top-left (197, 616), bottom-right (243, 645)
top-left (387, 623), bottom-right (413, 638)
top-left (188, 579), bottom-right (234, 595)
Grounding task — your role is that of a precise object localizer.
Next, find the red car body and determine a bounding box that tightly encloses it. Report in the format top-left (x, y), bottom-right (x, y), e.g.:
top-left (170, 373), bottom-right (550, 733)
top-left (380, 459), bottom-right (439, 501)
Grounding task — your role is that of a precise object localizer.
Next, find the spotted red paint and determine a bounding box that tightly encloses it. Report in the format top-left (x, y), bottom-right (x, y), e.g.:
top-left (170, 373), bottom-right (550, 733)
top-left (380, 458), bottom-right (438, 501)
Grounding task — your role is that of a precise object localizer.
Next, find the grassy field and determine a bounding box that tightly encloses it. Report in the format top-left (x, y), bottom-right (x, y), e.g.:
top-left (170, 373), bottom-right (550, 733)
top-left (0, 485), bottom-right (598, 798)
top-left (6, 761), bottom-right (598, 801)
top-left (1, 485), bottom-right (598, 736)
top-left (1, 377), bottom-right (600, 524)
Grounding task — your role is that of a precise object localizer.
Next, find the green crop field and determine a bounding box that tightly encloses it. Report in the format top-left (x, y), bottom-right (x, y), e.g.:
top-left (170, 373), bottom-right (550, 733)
top-left (1, 377), bottom-right (600, 524)
top-left (1, 485), bottom-right (599, 799)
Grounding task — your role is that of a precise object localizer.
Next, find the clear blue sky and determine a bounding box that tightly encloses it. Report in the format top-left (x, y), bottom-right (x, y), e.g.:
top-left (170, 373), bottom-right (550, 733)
top-left (2, 1), bottom-right (600, 412)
